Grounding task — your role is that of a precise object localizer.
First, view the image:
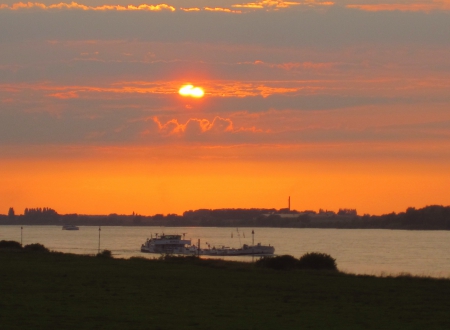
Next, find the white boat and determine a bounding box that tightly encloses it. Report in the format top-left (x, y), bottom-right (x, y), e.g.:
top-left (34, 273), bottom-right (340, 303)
top-left (62, 225), bottom-right (79, 230)
top-left (141, 234), bottom-right (193, 254)
top-left (140, 234), bottom-right (275, 256)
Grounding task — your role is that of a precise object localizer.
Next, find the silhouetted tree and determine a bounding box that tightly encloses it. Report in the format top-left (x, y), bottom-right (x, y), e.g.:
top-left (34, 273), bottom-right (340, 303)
top-left (337, 208), bottom-right (357, 216)
top-left (24, 207), bottom-right (58, 217)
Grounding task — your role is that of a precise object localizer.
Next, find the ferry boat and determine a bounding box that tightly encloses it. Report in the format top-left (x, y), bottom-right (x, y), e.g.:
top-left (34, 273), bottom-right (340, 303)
top-left (141, 234), bottom-right (192, 254)
top-left (62, 225), bottom-right (79, 230)
top-left (140, 234), bottom-right (275, 256)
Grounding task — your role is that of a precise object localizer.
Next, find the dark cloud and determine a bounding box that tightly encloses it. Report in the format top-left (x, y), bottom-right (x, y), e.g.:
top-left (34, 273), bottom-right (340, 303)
top-left (1, 8), bottom-right (449, 46)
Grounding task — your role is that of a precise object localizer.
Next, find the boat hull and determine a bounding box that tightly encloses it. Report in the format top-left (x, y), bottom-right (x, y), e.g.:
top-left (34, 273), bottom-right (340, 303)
top-left (140, 234), bottom-right (275, 256)
top-left (141, 244), bottom-right (274, 256)
top-left (62, 225), bottom-right (79, 230)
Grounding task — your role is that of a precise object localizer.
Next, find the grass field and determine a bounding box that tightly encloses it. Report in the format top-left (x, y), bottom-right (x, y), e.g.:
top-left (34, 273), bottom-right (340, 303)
top-left (1, 251), bottom-right (450, 329)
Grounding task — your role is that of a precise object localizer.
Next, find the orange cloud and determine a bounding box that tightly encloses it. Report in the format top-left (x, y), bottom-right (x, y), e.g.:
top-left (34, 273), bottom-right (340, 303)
top-left (204, 7), bottom-right (242, 13)
top-left (180, 7), bottom-right (201, 12)
top-left (47, 91), bottom-right (79, 99)
top-left (347, 1), bottom-right (450, 12)
top-left (34, 81), bottom-right (303, 98)
top-left (152, 116), bottom-right (234, 136)
top-left (232, 0), bottom-right (333, 9)
top-left (254, 60), bottom-right (335, 70)
top-left (0, 0), bottom-right (335, 12)
top-left (1, 2), bottom-right (176, 11)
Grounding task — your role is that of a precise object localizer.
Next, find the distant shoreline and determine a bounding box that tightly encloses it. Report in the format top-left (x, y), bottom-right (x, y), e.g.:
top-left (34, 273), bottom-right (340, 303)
top-left (1, 205), bottom-right (450, 230)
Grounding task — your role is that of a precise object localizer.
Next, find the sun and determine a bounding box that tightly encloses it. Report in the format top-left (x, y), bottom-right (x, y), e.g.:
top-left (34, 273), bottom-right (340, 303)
top-left (179, 84), bottom-right (205, 98)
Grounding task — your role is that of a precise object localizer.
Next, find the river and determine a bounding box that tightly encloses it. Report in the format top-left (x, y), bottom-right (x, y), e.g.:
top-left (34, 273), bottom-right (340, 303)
top-left (1, 225), bottom-right (449, 278)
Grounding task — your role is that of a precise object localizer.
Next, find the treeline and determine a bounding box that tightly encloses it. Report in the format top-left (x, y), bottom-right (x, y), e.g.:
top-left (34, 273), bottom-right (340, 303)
top-left (1, 205), bottom-right (450, 230)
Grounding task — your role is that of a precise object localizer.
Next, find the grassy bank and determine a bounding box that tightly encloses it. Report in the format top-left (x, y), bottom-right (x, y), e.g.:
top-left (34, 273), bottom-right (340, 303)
top-left (1, 251), bottom-right (450, 330)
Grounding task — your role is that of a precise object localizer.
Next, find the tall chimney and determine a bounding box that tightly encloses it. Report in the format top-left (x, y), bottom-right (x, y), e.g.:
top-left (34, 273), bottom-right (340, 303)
top-left (288, 196), bottom-right (290, 211)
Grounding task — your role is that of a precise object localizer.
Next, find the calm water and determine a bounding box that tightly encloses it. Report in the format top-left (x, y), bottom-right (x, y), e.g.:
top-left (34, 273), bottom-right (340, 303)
top-left (1, 225), bottom-right (449, 278)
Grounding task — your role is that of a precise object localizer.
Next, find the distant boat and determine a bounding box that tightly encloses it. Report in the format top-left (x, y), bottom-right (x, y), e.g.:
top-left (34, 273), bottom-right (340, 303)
top-left (62, 225), bottom-right (79, 230)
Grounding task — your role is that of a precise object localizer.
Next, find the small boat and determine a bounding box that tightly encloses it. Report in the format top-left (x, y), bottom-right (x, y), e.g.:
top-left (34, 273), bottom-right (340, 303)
top-left (62, 225), bottom-right (79, 230)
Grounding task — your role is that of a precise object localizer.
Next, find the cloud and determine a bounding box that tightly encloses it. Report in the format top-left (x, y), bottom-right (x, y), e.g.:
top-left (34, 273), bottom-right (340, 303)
top-left (254, 60), bottom-right (335, 70)
top-left (1, 6), bottom-right (450, 46)
top-left (347, 1), bottom-right (450, 12)
top-left (204, 7), bottom-right (242, 13)
top-left (48, 91), bottom-right (79, 99)
top-left (152, 116), bottom-right (234, 136)
top-left (1, 2), bottom-right (176, 11)
top-left (0, 80), bottom-right (319, 101)
top-left (0, 0), bottom-right (333, 13)
top-left (180, 7), bottom-right (201, 11)
top-left (232, 0), bottom-right (333, 9)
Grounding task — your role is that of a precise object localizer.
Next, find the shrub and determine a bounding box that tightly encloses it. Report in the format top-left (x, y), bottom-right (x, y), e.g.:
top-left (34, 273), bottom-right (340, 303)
top-left (256, 253), bottom-right (338, 271)
top-left (96, 250), bottom-right (113, 258)
top-left (23, 243), bottom-right (50, 253)
top-left (0, 240), bottom-right (23, 250)
top-left (255, 255), bottom-right (299, 270)
top-left (297, 252), bottom-right (337, 271)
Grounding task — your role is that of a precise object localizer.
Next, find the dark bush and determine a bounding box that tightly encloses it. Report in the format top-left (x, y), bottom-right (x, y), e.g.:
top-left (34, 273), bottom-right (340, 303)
top-left (255, 255), bottom-right (299, 270)
top-left (23, 243), bottom-right (50, 253)
top-left (297, 252), bottom-right (337, 271)
top-left (0, 240), bottom-right (23, 250)
top-left (96, 250), bottom-right (113, 258)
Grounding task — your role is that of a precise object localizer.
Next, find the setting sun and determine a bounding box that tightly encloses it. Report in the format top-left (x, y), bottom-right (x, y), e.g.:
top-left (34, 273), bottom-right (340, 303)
top-left (179, 84), bottom-right (205, 98)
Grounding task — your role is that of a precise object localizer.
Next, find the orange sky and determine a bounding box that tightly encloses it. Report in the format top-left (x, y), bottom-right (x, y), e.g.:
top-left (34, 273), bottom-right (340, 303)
top-left (1, 143), bottom-right (450, 216)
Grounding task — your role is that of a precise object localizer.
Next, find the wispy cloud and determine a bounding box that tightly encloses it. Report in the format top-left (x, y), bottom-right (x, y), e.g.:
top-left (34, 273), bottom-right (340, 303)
top-left (232, 0), bottom-right (333, 9)
top-left (347, 0), bottom-right (450, 12)
top-left (149, 115), bottom-right (269, 139)
top-left (48, 91), bottom-right (79, 99)
top-left (152, 116), bottom-right (235, 136)
top-left (0, 0), bottom-right (334, 12)
top-left (204, 7), bottom-right (242, 13)
top-left (0, 81), bottom-right (312, 101)
top-left (1, 2), bottom-right (176, 11)
top-left (179, 7), bottom-right (200, 12)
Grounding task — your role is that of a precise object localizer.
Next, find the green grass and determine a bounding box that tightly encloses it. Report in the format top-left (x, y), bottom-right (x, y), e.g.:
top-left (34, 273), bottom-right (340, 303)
top-left (1, 251), bottom-right (449, 330)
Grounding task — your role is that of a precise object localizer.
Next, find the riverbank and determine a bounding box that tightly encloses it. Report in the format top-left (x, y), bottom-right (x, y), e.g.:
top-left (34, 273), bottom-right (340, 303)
top-left (1, 250), bottom-right (450, 329)
top-left (2, 205), bottom-right (450, 230)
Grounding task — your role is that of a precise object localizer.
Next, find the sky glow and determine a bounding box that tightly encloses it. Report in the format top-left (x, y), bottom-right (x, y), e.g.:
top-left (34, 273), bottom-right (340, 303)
top-left (0, 0), bottom-right (449, 216)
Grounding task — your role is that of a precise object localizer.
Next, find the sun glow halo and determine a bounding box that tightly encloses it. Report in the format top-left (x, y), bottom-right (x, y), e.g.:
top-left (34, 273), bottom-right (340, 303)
top-left (179, 84), bottom-right (204, 98)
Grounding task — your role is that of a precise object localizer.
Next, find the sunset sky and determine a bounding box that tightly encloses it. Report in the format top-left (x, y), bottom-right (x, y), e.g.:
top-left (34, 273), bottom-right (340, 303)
top-left (1, 0), bottom-right (449, 216)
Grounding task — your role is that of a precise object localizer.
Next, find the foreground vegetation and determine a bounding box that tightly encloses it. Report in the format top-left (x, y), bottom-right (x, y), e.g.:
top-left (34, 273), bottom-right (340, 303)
top-left (1, 246), bottom-right (450, 329)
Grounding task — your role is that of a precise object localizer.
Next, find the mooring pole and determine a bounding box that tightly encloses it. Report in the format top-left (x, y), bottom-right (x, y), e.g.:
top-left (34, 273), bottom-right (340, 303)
top-left (252, 230), bottom-right (255, 262)
top-left (98, 226), bottom-right (101, 253)
top-left (21, 226), bottom-right (23, 247)
top-left (197, 238), bottom-right (200, 257)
